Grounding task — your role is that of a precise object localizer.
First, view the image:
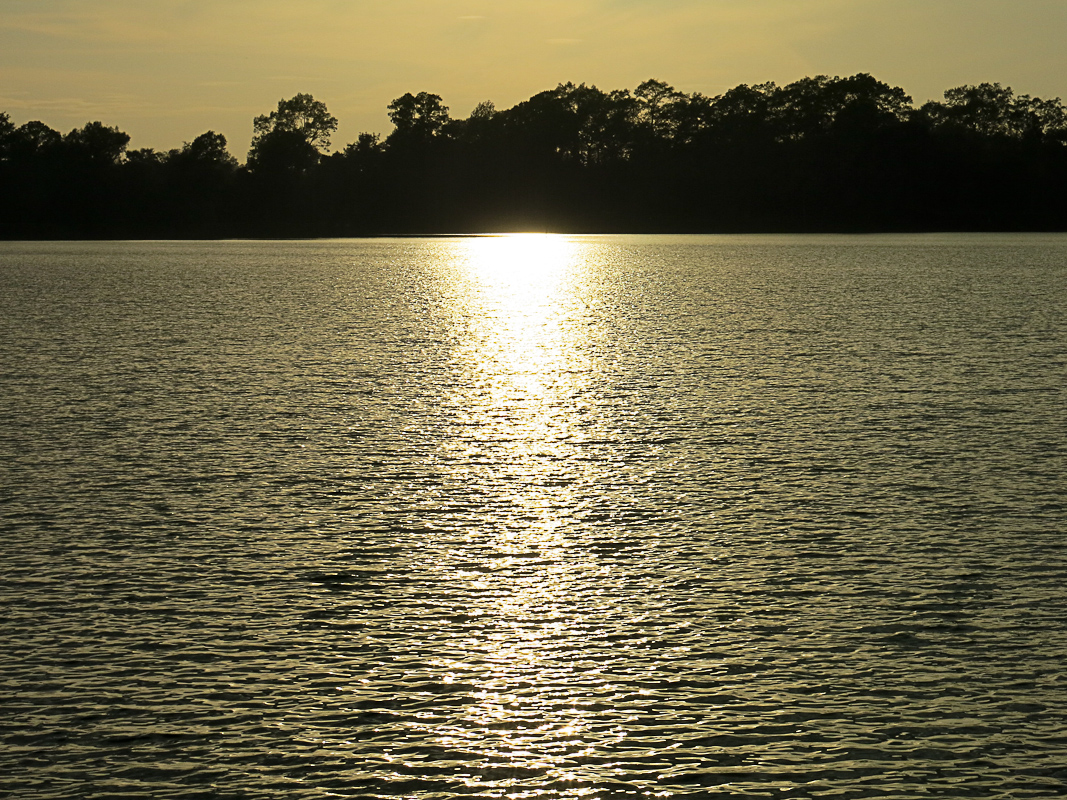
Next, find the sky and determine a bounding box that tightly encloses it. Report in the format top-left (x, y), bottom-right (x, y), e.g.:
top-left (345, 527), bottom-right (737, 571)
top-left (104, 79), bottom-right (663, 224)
top-left (2, 0), bottom-right (1066, 157)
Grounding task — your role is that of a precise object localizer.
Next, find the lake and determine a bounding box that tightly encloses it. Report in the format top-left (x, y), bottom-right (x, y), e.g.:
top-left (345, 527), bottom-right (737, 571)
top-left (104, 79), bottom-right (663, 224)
top-left (1, 234), bottom-right (1065, 799)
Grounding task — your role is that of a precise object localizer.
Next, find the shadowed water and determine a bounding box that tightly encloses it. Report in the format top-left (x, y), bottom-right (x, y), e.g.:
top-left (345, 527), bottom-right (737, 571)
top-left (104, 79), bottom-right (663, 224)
top-left (1, 234), bottom-right (1065, 799)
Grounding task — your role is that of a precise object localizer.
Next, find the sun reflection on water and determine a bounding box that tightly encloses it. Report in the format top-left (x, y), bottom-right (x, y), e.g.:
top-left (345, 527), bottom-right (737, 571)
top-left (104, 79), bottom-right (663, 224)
top-left (450, 234), bottom-right (597, 505)
top-left (461, 234), bottom-right (587, 414)
top-left (428, 234), bottom-right (616, 785)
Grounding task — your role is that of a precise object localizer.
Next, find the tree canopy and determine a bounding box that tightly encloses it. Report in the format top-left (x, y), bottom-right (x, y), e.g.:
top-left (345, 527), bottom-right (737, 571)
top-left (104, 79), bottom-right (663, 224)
top-left (386, 92), bottom-right (450, 144)
top-left (252, 93), bottom-right (338, 150)
top-left (2, 74), bottom-right (1066, 238)
top-left (248, 93), bottom-right (338, 172)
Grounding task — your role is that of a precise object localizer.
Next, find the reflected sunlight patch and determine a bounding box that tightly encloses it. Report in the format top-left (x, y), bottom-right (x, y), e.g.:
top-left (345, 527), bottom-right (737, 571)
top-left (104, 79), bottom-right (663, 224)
top-left (421, 234), bottom-right (619, 780)
top-left (448, 231), bottom-right (598, 534)
top-left (464, 233), bottom-right (574, 286)
top-left (459, 233), bottom-right (583, 418)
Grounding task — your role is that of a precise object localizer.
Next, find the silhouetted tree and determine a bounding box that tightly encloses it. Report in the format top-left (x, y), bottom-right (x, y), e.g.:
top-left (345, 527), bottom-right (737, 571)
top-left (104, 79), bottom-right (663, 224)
top-left (469, 100), bottom-right (496, 122)
top-left (703, 82), bottom-right (778, 143)
top-left (386, 92), bottom-right (450, 146)
top-left (172, 130), bottom-right (238, 168)
top-left (770, 74), bottom-right (911, 140)
top-left (252, 93), bottom-right (338, 150)
top-left (0, 121), bottom-right (66, 236)
top-left (248, 129), bottom-right (319, 174)
top-left (312, 132), bottom-right (389, 234)
top-left (444, 101), bottom-right (496, 143)
top-left (248, 93), bottom-right (337, 173)
top-left (64, 121), bottom-right (130, 164)
top-left (152, 131), bottom-right (240, 235)
top-left (923, 83), bottom-right (1067, 143)
top-left (9, 120), bottom-right (63, 160)
top-left (126, 148), bottom-right (165, 166)
top-left (242, 96), bottom-right (335, 234)
top-left (44, 122), bottom-right (130, 236)
top-left (341, 132), bottom-right (383, 159)
top-left (635, 79), bottom-right (684, 139)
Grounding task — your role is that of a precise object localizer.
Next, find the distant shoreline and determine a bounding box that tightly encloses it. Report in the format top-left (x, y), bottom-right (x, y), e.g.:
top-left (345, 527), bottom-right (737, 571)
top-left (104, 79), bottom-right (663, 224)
top-left (4, 74), bottom-right (1066, 239)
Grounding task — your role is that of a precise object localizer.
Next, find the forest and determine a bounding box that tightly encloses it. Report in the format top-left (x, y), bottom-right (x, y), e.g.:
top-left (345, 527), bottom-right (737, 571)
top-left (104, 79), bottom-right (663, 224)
top-left (2, 73), bottom-right (1067, 237)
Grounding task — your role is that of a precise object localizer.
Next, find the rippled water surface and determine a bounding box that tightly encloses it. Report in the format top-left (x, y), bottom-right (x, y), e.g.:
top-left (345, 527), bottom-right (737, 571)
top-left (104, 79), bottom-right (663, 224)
top-left (2, 234), bottom-right (1066, 799)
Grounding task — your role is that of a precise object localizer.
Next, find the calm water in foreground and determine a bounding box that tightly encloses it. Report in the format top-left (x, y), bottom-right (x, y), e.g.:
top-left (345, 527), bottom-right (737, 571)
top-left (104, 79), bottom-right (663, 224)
top-left (1, 235), bottom-right (1065, 799)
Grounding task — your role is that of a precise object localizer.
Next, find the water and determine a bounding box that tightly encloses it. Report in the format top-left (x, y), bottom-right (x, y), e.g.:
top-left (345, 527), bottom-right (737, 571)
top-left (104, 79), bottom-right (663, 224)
top-left (1, 234), bottom-right (1065, 799)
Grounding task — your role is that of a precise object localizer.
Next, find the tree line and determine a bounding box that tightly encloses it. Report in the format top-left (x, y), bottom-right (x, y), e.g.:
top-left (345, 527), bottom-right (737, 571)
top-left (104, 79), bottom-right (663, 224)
top-left (2, 74), bottom-right (1067, 237)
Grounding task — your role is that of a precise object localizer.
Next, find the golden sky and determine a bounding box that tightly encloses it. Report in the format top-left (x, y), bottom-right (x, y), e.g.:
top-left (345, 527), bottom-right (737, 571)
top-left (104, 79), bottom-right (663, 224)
top-left (2, 0), bottom-right (1066, 156)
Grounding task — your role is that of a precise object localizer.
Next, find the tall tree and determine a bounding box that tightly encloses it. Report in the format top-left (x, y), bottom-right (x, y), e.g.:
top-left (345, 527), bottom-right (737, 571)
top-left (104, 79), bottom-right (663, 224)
top-left (252, 93), bottom-right (338, 150)
top-left (64, 121), bottom-right (130, 164)
top-left (635, 79), bottom-right (683, 138)
top-left (248, 93), bottom-right (337, 172)
top-left (386, 92), bottom-right (450, 145)
top-left (10, 121), bottom-right (63, 158)
top-left (174, 130), bottom-right (238, 167)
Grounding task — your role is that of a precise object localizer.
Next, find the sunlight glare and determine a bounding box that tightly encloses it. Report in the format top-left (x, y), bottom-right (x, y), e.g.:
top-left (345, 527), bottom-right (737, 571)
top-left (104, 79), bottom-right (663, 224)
top-left (424, 234), bottom-right (609, 777)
